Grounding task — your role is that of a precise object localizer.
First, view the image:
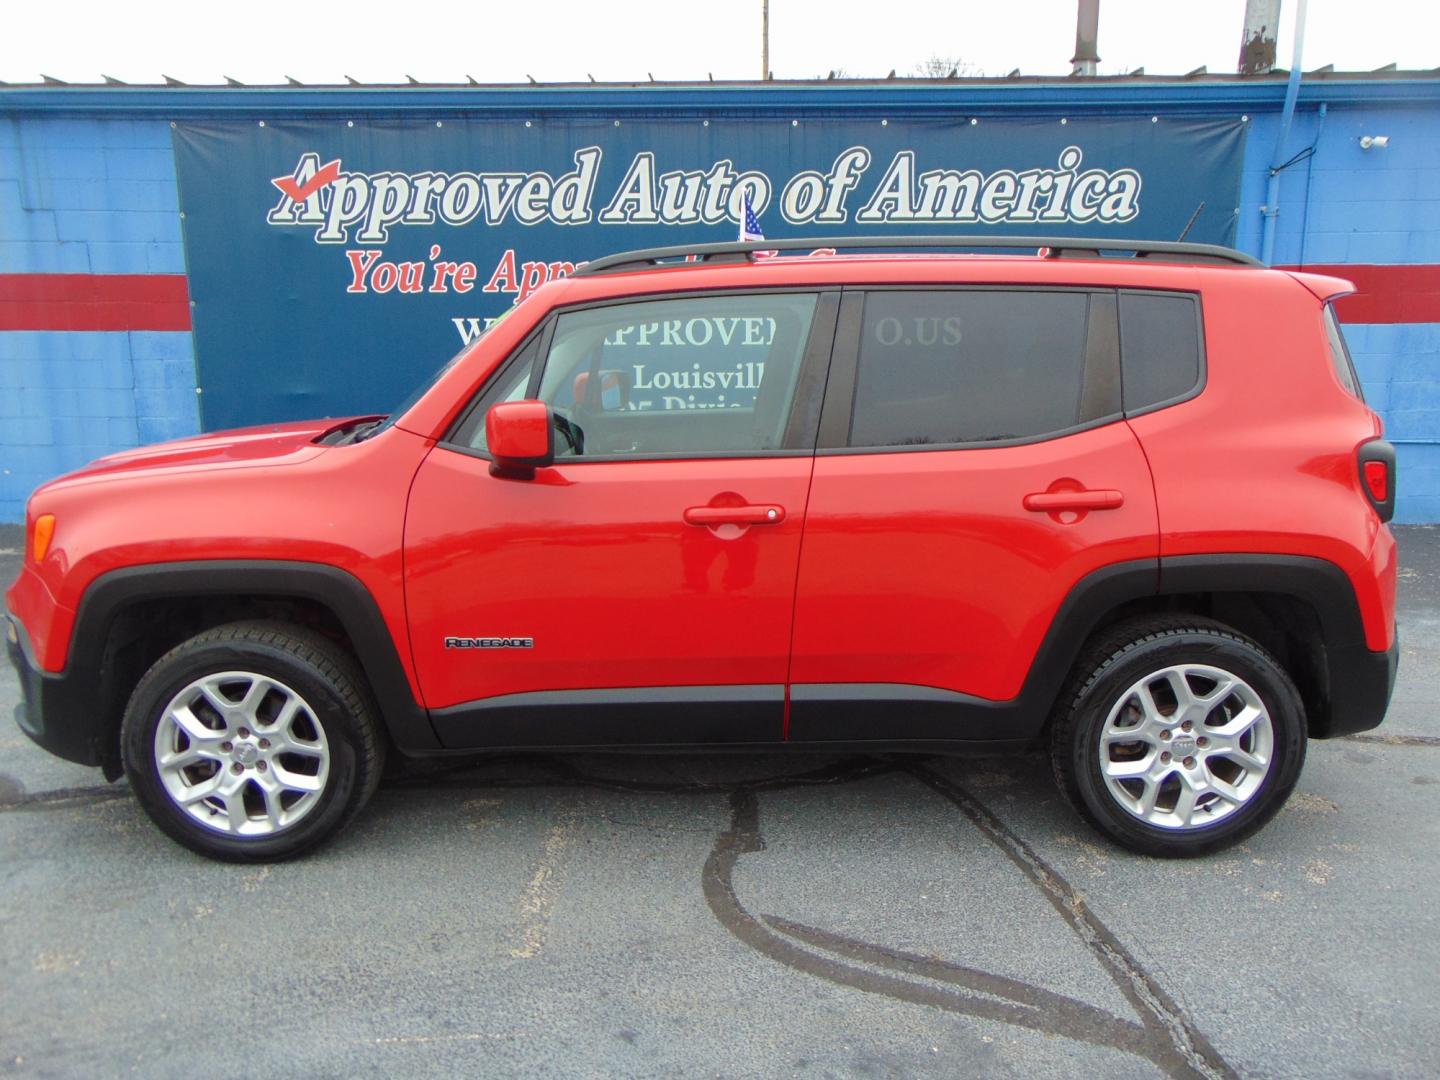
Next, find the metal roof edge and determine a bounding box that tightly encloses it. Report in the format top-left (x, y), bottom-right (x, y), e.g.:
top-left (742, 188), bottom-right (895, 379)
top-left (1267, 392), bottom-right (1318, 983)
top-left (2, 77), bottom-right (1440, 117)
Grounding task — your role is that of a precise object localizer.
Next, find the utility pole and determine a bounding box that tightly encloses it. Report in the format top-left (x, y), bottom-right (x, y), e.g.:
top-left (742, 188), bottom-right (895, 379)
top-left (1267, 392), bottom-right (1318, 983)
top-left (762, 0), bottom-right (770, 80)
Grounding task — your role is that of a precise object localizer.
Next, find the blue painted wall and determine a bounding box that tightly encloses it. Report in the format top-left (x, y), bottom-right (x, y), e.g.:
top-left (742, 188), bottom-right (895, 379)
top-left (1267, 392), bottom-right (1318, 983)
top-left (0, 116), bottom-right (199, 523)
top-left (2, 85), bottom-right (1439, 522)
top-left (1234, 104), bottom-right (1440, 523)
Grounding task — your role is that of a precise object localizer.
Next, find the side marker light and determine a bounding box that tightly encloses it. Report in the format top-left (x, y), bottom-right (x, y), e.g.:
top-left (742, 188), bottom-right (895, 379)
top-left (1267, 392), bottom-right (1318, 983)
top-left (31, 514), bottom-right (55, 563)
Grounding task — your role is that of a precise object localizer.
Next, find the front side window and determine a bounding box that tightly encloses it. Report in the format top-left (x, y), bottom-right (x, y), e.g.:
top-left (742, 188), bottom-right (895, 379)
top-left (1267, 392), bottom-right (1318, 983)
top-left (848, 289), bottom-right (1102, 448)
top-left (477, 292), bottom-right (819, 459)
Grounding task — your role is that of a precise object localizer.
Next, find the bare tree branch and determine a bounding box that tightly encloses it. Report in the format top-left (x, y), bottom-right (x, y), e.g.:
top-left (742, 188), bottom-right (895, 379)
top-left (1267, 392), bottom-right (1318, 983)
top-left (913, 55), bottom-right (982, 78)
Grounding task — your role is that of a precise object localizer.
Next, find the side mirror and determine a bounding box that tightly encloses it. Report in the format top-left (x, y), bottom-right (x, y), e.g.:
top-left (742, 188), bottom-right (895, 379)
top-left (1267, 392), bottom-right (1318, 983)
top-left (486, 400), bottom-right (553, 479)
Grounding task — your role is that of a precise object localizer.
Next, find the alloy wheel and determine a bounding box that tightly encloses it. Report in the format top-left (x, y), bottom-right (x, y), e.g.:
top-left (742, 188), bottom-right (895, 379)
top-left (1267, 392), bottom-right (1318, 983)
top-left (153, 671), bottom-right (331, 836)
top-left (1098, 663), bottom-right (1274, 830)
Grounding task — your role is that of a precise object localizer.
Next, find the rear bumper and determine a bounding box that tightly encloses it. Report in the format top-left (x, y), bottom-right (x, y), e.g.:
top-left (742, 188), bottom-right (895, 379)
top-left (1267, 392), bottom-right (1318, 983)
top-left (4, 610), bottom-right (102, 767)
top-left (1314, 628), bottom-right (1399, 738)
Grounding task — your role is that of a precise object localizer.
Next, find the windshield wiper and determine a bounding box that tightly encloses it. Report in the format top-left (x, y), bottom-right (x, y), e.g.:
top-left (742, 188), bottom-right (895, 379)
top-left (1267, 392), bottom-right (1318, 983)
top-left (318, 418), bottom-right (386, 446)
top-left (347, 419), bottom-right (387, 443)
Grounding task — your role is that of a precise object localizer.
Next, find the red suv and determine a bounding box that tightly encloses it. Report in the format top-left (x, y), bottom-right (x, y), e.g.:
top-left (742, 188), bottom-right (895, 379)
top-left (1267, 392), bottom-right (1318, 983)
top-left (5, 237), bottom-right (1398, 861)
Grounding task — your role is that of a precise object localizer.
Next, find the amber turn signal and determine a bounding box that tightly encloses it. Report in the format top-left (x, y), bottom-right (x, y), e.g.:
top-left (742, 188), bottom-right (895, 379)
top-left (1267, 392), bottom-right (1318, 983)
top-left (31, 514), bottom-right (56, 563)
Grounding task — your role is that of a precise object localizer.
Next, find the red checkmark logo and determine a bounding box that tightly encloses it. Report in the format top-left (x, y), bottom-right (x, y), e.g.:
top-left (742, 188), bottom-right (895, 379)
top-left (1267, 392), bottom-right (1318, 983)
top-left (271, 158), bottom-right (342, 202)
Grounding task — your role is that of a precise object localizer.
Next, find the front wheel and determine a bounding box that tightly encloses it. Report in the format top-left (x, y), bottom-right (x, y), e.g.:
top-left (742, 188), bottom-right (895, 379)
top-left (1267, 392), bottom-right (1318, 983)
top-left (1051, 617), bottom-right (1307, 857)
top-left (121, 621), bottom-right (385, 862)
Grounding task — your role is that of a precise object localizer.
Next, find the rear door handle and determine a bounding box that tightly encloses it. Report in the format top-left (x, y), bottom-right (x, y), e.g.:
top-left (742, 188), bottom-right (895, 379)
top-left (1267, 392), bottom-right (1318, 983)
top-left (683, 504), bottom-right (786, 526)
top-left (1023, 489), bottom-right (1125, 512)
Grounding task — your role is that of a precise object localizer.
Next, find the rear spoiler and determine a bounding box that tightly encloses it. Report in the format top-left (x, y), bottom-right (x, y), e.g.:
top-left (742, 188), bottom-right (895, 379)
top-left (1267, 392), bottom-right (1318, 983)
top-left (1285, 270), bottom-right (1356, 304)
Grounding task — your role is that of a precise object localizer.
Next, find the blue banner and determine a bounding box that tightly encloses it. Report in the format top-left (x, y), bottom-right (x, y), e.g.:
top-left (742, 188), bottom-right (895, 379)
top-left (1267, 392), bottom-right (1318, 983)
top-left (172, 115), bottom-right (1247, 430)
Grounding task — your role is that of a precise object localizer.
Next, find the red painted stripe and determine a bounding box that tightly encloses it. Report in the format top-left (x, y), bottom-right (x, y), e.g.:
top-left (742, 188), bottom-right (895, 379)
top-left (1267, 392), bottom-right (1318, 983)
top-left (2, 267), bottom-right (1435, 330)
top-left (0, 273), bottom-right (191, 331)
top-left (1277, 263), bottom-right (1440, 325)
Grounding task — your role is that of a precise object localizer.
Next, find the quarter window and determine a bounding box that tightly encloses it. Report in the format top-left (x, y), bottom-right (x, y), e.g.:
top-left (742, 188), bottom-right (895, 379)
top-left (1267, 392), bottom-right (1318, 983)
top-left (1323, 303), bottom-right (1363, 400)
top-left (452, 336), bottom-right (539, 452)
top-left (848, 290), bottom-right (1104, 448)
top-left (1119, 292), bottom-right (1203, 411)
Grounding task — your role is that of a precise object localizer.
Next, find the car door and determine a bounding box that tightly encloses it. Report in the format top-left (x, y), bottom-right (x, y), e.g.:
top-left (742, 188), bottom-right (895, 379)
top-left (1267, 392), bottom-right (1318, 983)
top-left (787, 287), bottom-right (1160, 740)
top-left (405, 289), bottom-right (837, 749)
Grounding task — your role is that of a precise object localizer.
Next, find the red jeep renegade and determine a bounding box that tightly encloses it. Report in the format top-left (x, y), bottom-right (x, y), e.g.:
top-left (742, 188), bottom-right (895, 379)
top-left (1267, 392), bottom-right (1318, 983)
top-left (4, 237), bottom-right (1398, 861)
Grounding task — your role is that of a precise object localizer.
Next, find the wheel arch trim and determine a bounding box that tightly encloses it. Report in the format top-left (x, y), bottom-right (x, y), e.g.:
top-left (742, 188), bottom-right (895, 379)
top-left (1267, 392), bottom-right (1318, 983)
top-left (1026, 552), bottom-right (1383, 739)
top-left (66, 560), bottom-right (438, 753)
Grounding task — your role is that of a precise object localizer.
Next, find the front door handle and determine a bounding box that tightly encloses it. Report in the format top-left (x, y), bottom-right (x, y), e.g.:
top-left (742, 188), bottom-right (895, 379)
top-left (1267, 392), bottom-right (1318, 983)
top-left (1023, 489), bottom-right (1125, 512)
top-left (683, 504), bottom-right (786, 526)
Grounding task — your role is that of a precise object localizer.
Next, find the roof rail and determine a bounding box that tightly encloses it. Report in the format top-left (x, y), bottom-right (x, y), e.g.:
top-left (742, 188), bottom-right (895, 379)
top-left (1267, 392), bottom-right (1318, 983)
top-left (573, 235), bottom-right (1264, 275)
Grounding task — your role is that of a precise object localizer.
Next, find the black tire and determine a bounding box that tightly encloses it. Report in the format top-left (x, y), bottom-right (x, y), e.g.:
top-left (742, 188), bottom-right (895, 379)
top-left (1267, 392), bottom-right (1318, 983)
top-left (1050, 615), bottom-right (1307, 857)
top-left (121, 621), bottom-right (385, 862)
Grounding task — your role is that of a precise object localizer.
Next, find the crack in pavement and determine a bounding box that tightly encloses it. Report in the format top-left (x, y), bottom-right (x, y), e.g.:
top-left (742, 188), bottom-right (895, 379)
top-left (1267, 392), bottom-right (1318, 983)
top-left (906, 765), bottom-right (1235, 1078)
top-left (698, 763), bottom-right (1237, 1079)
top-left (382, 754), bottom-right (1247, 1078)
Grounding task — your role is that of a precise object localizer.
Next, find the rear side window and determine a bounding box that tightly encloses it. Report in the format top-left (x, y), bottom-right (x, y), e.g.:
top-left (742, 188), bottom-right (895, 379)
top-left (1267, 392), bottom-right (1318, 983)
top-left (1118, 291), bottom-right (1203, 412)
top-left (848, 290), bottom-right (1105, 448)
top-left (1324, 303), bottom-right (1364, 399)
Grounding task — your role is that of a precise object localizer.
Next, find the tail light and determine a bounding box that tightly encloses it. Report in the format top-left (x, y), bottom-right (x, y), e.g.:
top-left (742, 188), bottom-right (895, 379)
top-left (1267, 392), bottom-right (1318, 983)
top-left (1358, 439), bottom-right (1396, 523)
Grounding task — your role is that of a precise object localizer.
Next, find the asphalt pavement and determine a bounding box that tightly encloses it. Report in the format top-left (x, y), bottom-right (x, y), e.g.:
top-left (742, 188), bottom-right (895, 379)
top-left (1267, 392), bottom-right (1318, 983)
top-left (2, 523), bottom-right (1438, 1079)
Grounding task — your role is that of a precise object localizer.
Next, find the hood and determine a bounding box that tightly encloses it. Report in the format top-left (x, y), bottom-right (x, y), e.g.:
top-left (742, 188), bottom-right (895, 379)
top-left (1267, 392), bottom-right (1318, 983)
top-left (51, 417), bottom-right (370, 485)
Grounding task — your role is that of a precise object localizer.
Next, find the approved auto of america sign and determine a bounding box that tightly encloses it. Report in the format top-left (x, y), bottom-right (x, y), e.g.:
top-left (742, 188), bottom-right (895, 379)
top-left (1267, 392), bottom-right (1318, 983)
top-left (172, 115), bottom-right (1245, 429)
top-left (266, 143), bottom-right (1142, 243)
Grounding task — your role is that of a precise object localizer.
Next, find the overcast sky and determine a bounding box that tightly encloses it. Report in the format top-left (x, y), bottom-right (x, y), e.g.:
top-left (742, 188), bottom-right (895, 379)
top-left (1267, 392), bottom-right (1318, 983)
top-left (3, 0), bottom-right (1436, 85)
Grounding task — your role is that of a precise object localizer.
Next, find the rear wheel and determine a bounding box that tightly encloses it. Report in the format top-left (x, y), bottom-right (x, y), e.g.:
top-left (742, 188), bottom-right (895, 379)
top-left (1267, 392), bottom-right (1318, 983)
top-left (1051, 616), bottom-right (1306, 857)
top-left (121, 621), bottom-right (384, 862)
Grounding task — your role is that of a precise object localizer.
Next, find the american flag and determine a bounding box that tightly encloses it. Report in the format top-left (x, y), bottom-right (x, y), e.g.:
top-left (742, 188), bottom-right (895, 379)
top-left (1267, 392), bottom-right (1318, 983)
top-left (739, 193), bottom-right (776, 258)
top-left (739, 192), bottom-right (765, 243)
